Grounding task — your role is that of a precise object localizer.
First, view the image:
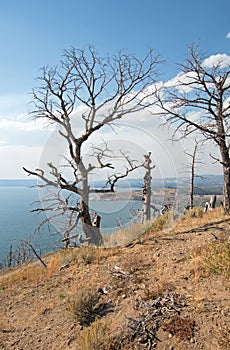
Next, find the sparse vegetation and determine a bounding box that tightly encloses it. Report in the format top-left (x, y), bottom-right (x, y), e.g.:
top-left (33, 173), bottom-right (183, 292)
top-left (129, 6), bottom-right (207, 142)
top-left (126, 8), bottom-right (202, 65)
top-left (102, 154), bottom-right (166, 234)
top-left (162, 315), bottom-right (195, 340)
top-left (192, 241), bottom-right (230, 279)
top-left (0, 211), bottom-right (229, 349)
top-left (103, 220), bottom-right (153, 247)
top-left (217, 323), bottom-right (230, 349)
top-left (76, 318), bottom-right (109, 350)
top-left (67, 288), bottom-right (100, 325)
top-left (76, 246), bottom-right (97, 265)
top-left (185, 206), bottom-right (204, 218)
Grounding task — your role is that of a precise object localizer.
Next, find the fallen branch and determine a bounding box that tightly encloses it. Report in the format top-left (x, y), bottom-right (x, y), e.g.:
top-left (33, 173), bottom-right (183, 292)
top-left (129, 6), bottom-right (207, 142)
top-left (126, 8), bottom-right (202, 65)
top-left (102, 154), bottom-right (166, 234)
top-left (21, 240), bottom-right (47, 268)
top-left (175, 217), bottom-right (230, 237)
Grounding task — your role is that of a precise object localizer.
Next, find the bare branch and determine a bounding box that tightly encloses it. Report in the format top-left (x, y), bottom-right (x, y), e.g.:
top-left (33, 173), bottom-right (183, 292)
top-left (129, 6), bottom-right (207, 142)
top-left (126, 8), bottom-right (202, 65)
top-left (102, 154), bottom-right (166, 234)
top-left (155, 43), bottom-right (230, 212)
top-left (25, 45), bottom-right (161, 245)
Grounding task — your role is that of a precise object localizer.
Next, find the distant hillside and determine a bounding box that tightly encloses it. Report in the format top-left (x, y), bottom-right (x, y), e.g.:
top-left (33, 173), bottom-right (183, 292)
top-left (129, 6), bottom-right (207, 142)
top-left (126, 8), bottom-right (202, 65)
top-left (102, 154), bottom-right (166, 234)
top-left (0, 174), bottom-right (223, 194)
top-left (0, 179), bottom-right (36, 187)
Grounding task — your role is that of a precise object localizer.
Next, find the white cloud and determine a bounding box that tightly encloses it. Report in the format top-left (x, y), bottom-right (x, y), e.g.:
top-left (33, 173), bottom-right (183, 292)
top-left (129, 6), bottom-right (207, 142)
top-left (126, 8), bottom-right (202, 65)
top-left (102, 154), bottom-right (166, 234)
top-left (0, 144), bottom-right (43, 178)
top-left (164, 71), bottom-right (198, 93)
top-left (223, 96), bottom-right (230, 113)
top-left (186, 111), bottom-right (201, 123)
top-left (1, 60), bottom-right (228, 179)
top-left (226, 32), bottom-right (230, 39)
top-left (202, 54), bottom-right (230, 68)
top-left (0, 117), bottom-right (54, 132)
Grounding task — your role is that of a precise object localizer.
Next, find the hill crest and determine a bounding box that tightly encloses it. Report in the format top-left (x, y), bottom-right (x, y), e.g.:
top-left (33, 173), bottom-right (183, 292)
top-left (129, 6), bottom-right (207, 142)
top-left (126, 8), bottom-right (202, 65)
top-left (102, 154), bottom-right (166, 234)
top-left (0, 208), bottom-right (229, 350)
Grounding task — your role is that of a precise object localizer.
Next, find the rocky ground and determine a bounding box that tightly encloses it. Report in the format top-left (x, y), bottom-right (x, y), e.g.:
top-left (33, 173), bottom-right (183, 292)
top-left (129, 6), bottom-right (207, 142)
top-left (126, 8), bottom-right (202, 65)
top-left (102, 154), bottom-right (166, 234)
top-left (0, 208), bottom-right (229, 349)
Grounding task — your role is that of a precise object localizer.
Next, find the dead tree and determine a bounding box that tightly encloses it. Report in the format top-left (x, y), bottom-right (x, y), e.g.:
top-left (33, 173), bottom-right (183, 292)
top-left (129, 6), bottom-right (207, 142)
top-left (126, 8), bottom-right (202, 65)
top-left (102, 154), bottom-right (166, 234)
top-left (7, 245), bottom-right (13, 268)
top-left (23, 46), bottom-right (160, 246)
top-left (142, 152), bottom-right (155, 222)
top-left (155, 44), bottom-right (230, 213)
top-left (184, 139), bottom-right (204, 209)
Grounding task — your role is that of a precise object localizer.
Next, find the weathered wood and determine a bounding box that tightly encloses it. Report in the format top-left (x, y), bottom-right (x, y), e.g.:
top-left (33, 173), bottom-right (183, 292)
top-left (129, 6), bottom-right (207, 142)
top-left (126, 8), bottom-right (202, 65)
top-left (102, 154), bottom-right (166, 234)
top-left (21, 240), bottom-right (47, 268)
top-left (143, 152), bottom-right (153, 223)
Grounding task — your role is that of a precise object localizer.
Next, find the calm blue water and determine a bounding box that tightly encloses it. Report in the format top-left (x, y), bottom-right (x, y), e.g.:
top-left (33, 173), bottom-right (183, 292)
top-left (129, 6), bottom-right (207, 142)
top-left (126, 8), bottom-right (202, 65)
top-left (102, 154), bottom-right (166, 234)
top-left (0, 186), bottom-right (54, 264)
top-left (0, 186), bottom-right (142, 264)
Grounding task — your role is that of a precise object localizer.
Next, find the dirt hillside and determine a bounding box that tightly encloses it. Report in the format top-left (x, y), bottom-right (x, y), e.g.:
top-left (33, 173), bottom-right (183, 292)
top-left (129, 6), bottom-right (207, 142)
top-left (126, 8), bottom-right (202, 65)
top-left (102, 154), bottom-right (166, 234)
top-left (0, 208), bottom-right (229, 350)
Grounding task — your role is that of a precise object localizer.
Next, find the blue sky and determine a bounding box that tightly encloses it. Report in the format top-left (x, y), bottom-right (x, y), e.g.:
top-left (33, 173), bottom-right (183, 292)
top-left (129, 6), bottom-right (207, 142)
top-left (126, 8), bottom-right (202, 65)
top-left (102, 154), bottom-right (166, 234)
top-left (0, 0), bottom-right (230, 178)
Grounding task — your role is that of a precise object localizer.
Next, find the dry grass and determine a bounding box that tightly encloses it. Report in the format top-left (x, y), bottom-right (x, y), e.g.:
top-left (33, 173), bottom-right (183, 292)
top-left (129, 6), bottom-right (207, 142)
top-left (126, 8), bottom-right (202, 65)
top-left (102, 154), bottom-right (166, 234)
top-left (217, 323), bottom-right (230, 349)
top-left (0, 246), bottom-right (104, 290)
top-left (103, 220), bottom-right (153, 247)
top-left (76, 318), bottom-right (109, 350)
top-left (76, 246), bottom-right (98, 265)
top-left (103, 212), bottom-right (175, 247)
top-left (0, 265), bottom-right (45, 289)
top-left (0, 252), bottom-right (63, 289)
top-left (149, 210), bottom-right (174, 231)
top-left (173, 206), bottom-right (228, 236)
top-left (0, 208), bottom-right (230, 350)
top-left (191, 241), bottom-right (230, 280)
top-left (67, 287), bottom-right (100, 325)
top-left (0, 314), bottom-right (5, 331)
top-left (59, 246), bottom-right (98, 266)
top-left (59, 246), bottom-right (112, 268)
top-left (185, 206), bottom-right (204, 218)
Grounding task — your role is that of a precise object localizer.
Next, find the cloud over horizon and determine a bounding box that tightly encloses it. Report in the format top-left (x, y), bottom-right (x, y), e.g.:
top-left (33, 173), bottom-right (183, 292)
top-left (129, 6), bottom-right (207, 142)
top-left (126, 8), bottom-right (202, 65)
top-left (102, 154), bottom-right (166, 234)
top-left (1, 50), bottom-right (228, 178)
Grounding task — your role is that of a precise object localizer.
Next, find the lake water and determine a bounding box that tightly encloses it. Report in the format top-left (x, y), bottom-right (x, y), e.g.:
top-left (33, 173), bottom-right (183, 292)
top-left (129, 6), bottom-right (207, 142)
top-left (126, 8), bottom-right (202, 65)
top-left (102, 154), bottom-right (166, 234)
top-left (0, 185), bottom-right (142, 265)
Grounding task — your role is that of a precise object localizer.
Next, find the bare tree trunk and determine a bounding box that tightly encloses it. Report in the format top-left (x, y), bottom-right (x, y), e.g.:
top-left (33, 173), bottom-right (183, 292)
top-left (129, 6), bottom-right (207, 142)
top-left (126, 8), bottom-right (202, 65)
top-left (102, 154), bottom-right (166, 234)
top-left (216, 91), bottom-right (230, 214)
top-left (78, 160), bottom-right (103, 246)
top-left (190, 159), bottom-right (195, 210)
top-left (143, 152), bottom-right (152, 222)
top-left (79, 199), bottom-right (103, 246)
top-left (24, 46), bottom-right (160, 247)
top-left (8, 245), bottom-right (13, 268)
top-left (189, 141), bottom-right (200, 209)
top-left (220, 143), bottom-right (230, 213)
top-left (154, 45), bottom-right (230, 214)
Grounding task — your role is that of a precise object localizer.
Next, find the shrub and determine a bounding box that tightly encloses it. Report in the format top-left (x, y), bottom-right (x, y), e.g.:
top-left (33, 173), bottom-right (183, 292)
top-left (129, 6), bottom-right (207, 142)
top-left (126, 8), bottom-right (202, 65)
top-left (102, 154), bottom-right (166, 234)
top-left (77, 318), bottom-right (109, 350)
top-left (59, 248), bottom-right (78, 266)
top-left (77, 247), bottom-right (97, 265)
top-left (67, 288), bottom-right (99, 325)
top-left (202, 242), bottom-right (230, 277)
top-left (185, 206), bottom-right (204, 218)
top-left (162, 315), bottom-right (195, 340)
top-left (192, 241), bottom-right (230, 279)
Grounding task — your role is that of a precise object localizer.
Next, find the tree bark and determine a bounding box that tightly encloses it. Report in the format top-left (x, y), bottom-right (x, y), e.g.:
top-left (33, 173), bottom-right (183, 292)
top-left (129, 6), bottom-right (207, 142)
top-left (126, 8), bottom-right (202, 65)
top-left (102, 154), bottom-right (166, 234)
top-left (79, 159), bottom-right (103, 246)
top-left (216, 88), bottom-right (230, 214)
top-left (219, 143), bottom-right (230, 213)
top-left (143, 153), bottom-right (152, 222)
top-left (79, 200), bottom-right (103, 246)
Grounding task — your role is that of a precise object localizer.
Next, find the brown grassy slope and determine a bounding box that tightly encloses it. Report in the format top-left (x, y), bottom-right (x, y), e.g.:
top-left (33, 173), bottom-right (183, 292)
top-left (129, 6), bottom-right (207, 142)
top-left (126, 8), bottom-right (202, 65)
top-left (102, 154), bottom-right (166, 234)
top-left (0, 208), bottom-right (229, 350)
